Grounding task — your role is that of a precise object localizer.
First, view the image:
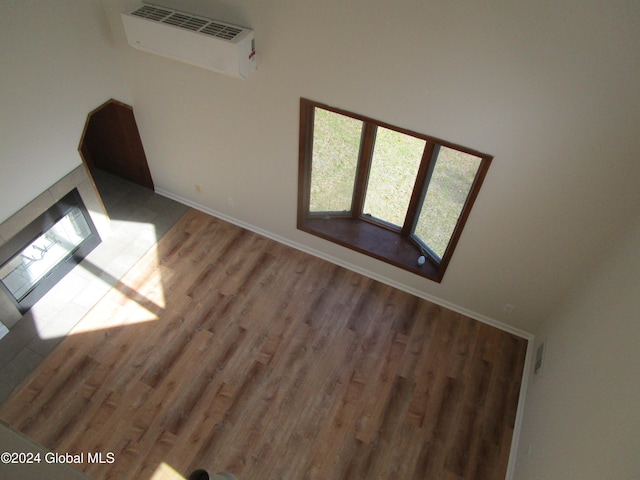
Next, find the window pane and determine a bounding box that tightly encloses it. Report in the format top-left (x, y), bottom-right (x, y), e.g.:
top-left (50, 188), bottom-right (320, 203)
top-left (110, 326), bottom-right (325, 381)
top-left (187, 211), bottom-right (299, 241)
top-left (309, 108), bottom-right (362, 213)
top-left (414, 147), bottom-right (482, 258)
top-left (363, 127), bottom-right (425, 228)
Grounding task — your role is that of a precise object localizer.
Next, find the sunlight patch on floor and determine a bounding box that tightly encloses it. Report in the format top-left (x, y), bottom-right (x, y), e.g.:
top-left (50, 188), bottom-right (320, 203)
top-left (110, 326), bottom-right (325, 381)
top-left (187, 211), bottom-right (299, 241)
top-left (29, 225), bottom-right (167, 339)
top-left (150, 462), bottom-right (186, 480)
top-left (68, 249), bottom-right (166, 336)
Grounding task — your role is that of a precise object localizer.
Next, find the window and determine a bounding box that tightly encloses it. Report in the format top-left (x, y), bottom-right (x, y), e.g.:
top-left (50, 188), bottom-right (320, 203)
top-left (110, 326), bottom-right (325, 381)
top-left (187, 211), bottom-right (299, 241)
top-left (297, 98), bottom-right (492, 282)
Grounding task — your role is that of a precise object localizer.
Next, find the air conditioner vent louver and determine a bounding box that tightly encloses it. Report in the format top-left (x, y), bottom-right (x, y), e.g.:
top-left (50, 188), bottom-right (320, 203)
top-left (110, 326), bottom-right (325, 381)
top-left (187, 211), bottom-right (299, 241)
top-left (130, 5), bottom-right (241, 40)
top-left (164, 14), bottom-right (207, 31)
top-left (201, 24), bottom-right (242, 40)
top-left (122, 3), bottom-right (256, 78)
top-left (131, 5), bottom-right (172, 21)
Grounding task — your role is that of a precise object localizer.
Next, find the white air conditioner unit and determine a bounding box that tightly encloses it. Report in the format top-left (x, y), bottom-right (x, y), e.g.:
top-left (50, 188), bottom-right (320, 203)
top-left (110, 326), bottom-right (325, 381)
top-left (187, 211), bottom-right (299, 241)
top-left (121, 4), bottom-right (256, 79)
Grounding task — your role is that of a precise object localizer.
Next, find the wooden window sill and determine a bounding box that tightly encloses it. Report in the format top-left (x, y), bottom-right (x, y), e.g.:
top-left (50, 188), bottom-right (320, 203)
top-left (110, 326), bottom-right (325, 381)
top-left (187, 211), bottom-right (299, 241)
top-left (298, 216), bottom-right (441, 282)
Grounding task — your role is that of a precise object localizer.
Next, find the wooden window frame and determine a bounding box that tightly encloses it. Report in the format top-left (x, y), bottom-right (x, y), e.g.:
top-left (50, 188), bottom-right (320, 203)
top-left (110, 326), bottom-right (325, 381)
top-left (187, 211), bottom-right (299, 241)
top-left (297, 98), bottom-right (492, 282)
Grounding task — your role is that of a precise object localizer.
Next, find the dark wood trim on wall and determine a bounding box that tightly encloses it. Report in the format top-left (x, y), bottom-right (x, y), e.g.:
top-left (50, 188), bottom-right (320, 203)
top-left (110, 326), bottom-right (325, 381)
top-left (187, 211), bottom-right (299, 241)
top-left (297, 97), bottom-right (493, 283)
top-left (79, 99), bottom-right (154, 190)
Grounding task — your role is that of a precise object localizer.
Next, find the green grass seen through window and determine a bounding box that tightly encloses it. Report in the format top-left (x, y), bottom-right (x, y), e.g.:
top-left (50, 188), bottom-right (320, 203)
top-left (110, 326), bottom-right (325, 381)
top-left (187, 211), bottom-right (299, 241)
top-left (309, 107), bottom-right (481, 258)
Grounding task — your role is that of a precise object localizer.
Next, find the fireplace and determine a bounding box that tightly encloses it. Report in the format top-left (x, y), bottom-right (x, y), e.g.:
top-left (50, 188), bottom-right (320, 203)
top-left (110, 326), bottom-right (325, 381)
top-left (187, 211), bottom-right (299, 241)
top-left (0, 188), bottom-right (101, 314)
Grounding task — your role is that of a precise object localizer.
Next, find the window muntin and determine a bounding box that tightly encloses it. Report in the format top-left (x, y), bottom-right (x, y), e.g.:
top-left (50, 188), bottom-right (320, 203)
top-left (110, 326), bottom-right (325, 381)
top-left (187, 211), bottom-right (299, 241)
top-left (298, 98), bottom-right (492, 282)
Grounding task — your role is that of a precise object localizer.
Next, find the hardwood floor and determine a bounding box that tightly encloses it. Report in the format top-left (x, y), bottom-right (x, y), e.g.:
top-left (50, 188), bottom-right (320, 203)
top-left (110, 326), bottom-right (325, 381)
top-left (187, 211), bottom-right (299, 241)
top-left (0, 209), bottom-right (528, 480)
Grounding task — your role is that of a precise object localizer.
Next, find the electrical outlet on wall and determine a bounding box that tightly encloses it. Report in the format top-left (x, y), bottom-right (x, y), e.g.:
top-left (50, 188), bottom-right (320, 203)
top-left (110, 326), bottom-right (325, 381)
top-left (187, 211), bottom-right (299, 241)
top-left (503, 303), bottom-right (515, 314)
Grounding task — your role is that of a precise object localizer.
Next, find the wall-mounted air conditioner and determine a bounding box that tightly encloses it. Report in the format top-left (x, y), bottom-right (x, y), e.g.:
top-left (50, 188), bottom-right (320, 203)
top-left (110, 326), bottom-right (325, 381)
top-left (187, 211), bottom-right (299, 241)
top-left (121, 4), bottom-right (256, 79)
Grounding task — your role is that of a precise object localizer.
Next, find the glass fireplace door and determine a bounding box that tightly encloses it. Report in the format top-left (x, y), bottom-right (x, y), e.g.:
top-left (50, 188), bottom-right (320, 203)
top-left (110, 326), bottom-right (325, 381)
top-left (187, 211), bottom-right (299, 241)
top-left (0, 189), bottom-right (101, 314)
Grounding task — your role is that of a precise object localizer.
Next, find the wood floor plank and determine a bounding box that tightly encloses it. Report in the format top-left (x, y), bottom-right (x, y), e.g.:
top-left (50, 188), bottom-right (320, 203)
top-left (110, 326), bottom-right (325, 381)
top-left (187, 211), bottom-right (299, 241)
top-left (0, 208), bottom-right (528, 480)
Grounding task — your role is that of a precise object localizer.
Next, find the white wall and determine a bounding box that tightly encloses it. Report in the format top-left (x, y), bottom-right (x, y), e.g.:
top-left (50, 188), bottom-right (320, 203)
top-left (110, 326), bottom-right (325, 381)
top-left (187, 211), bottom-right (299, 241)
top-left (98, 0), bottom-right (640, 333)
top-left (514, 213), bottom-right (640, 479)
top-left (0, 0), bottom-right (130, 223)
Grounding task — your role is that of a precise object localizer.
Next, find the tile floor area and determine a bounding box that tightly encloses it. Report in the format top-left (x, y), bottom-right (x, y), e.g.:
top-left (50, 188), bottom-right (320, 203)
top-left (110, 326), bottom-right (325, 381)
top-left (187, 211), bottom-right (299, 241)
top-left (0, 170), bottom-right (189, 404)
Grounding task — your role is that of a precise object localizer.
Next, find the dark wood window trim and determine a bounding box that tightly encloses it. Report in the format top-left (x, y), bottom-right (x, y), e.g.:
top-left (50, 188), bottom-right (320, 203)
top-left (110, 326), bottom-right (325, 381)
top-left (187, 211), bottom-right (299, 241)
top-left (297, 98), bottom-right (492, 282)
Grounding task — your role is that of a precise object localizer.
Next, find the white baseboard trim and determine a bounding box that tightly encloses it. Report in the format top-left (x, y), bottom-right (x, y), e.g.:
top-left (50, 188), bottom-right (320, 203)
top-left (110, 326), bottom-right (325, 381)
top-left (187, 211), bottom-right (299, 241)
top-left (156, 187), bottom-right (533, 480)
